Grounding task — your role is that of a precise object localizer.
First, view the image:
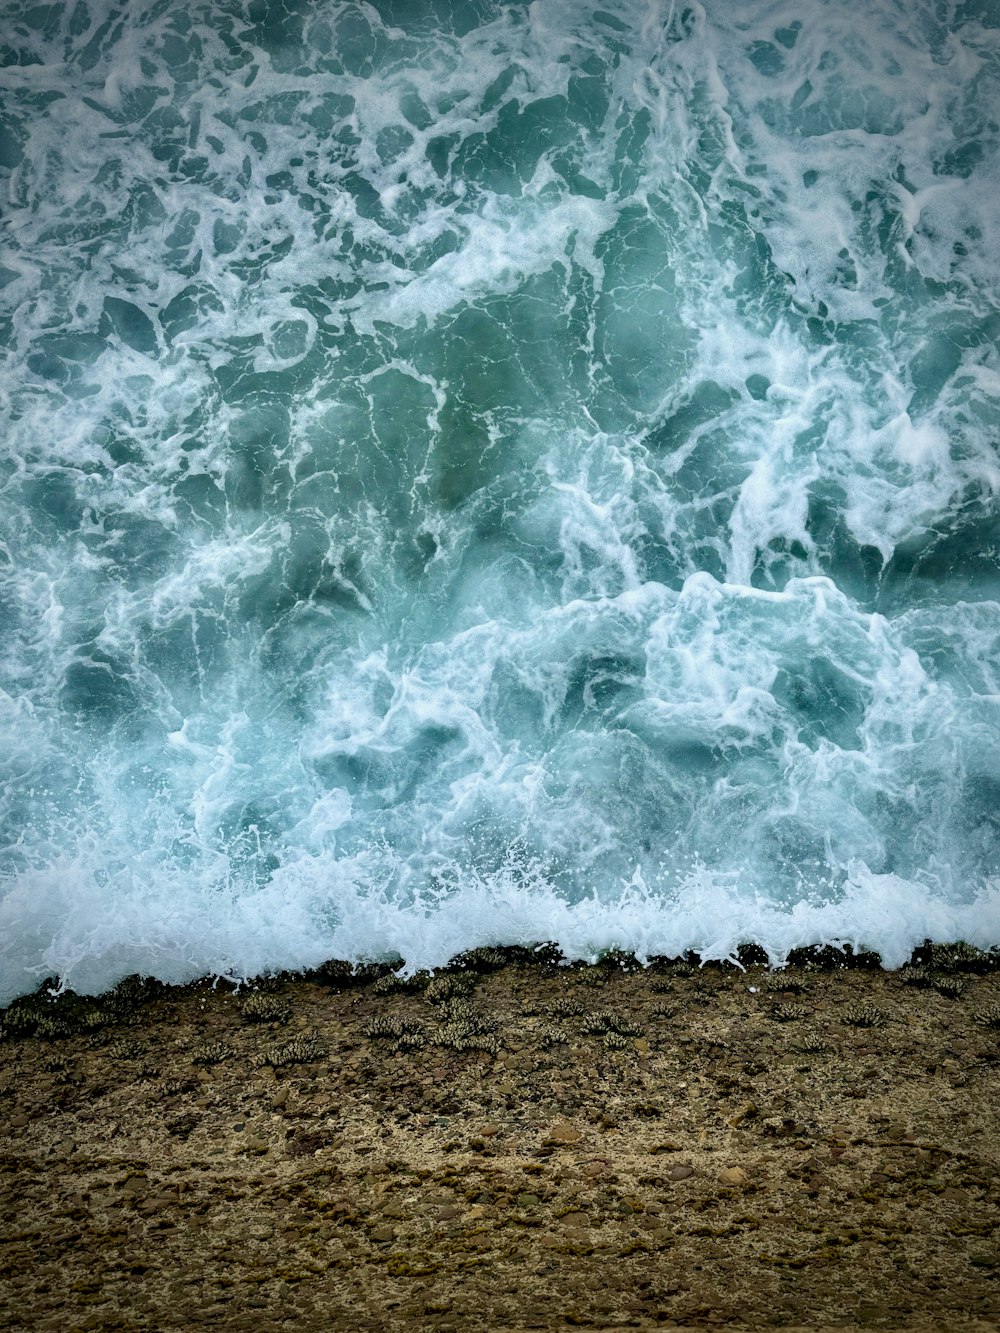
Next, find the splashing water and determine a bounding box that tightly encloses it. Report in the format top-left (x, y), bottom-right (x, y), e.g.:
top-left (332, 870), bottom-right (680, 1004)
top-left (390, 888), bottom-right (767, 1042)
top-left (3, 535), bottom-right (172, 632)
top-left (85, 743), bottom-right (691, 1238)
top-left (2, 0), bottom-right (999, 1001)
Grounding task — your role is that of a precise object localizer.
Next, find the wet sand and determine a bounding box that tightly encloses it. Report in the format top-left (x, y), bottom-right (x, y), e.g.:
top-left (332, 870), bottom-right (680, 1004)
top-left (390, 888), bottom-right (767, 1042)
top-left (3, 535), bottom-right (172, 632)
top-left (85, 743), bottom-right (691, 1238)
top-left (1, 946), bottom-right (999, 1331)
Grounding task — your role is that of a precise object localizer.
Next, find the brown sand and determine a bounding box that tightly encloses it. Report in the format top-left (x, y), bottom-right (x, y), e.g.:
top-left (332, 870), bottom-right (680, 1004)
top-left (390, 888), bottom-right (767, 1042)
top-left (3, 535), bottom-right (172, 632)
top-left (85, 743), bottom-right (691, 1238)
top-left (1, 947), bottom-right (999, 1331)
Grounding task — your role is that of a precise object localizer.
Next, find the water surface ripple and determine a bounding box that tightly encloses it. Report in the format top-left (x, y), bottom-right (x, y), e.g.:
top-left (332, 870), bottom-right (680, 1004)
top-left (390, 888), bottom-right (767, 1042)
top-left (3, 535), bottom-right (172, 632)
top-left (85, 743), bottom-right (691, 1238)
top-left (2, 0), bottom-right (999, 999)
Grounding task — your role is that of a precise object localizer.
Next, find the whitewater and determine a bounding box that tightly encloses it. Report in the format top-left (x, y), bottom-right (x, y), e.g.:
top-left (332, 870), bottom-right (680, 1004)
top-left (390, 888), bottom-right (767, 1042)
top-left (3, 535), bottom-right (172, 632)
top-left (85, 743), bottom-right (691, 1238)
top-left (1, 0), bottom-right (999, 1003)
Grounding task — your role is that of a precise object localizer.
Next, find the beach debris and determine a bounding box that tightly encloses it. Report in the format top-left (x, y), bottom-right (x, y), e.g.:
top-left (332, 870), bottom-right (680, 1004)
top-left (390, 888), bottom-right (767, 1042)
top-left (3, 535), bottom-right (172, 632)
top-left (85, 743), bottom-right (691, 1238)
top-left (107, 1038), bottom-right (145, 1061)
top-left (364, 1015), bottom-right (405, 1040)
top-left (363, 1015), bottom-right (424, 1041)
top-left (0, 975), bottom-right (166, 1041)
top-left (394, 1030), bottom-right (427, 1051)
top-left (193, 1041), bottom-right (233, 1066)
top-left (661, 960), bottom-right (696, 979)
top-left (901, 966), bottom-right (933, 988)
top-left (240, 993), bottom-right (291, 1024)
top-left (0, 996), bottom-right (111, 1041)
top-left (163, 1078), bottom-right (196, 1097)
top-left (924, 942), bottom-right (996, 973)
top-left (761, 972), bottom-right (808, 994)
top-left (843, 1002), bottom-right (886, 1027)
top-left (450, 946), bottom-right (509, 973)
top-left (424, 974), bottom-right (475, 1004)
top-left (581, 1009), bottom-right (643, 1037)
top-left (430, 1022), bottom-right (501, 1054)
top-left (362, 990), bottom-right (501, 1052)
top-left (252, 1036), bottom-right (325, 1067)
top-left (42, 1054), bottom-right (75, 1082)
top-left (599, 948), bottom-right (644, 974)
top-left (793, 1035), bottom-right (831, 1055)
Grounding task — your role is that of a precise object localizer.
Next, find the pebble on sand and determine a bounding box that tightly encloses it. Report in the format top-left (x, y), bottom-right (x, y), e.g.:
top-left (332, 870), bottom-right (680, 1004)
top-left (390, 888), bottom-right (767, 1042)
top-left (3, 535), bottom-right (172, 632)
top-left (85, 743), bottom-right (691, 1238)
top-left (718, 1166), bottom-right (748, 1186)
top-left (546, 1121), bottom-right (584, 1145)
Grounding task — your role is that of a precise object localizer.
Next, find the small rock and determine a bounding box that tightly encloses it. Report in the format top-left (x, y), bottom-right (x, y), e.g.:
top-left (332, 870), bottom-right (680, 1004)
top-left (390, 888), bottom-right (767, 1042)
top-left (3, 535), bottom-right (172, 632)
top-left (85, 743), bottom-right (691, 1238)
top-left (547, 1121), bottom-right (583, 1145)
top-left (437, 1205), bottom-right (462, 1220)
top-left (561, 1210), bottom-right (589, 1228)
top-left (718, 1166), bottom-right (747, 1186)
top-left (10, 1115), bottom-right (29, 1130)
top-left (370, 1225), bottom-right (395, 1243)
top-left (516, 1192), bottom-right (540, 1209)
top-left (667, 1164), bottom-right (694, 1181)
top-left (479, 1122), bottom-right (500, 1138)
top-left (138, 1194), bottom-right (176, 1214)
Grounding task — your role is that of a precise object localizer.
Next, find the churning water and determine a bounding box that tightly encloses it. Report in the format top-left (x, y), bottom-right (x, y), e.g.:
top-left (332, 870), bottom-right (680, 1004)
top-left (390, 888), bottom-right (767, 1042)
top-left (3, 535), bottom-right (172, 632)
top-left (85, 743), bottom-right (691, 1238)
top-left (2, 0), bottom-right (999, 1001)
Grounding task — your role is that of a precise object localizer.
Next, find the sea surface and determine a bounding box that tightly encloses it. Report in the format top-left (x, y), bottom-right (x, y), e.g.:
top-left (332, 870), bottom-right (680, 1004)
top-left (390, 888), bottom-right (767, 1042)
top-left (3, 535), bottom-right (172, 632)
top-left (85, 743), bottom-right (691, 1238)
top-left (2, 0), bottom-right (999, 1002)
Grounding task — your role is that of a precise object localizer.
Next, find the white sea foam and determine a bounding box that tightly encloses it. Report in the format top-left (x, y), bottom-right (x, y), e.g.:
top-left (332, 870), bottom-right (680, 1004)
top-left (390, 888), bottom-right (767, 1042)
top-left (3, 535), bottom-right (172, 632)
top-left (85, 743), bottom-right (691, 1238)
top-left (3, 846), bottom-right (999, 1004)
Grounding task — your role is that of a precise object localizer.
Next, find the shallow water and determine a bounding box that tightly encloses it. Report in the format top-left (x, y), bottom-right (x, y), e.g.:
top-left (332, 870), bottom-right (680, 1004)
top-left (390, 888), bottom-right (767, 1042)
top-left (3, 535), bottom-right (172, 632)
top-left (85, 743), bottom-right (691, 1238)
top-left (1, 0), bottom-right (999, 1001)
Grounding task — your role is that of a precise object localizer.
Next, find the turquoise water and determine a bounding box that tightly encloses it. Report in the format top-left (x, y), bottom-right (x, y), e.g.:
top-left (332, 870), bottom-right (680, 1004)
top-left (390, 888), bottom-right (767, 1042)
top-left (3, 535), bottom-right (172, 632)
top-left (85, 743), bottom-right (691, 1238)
top-left (2, 0), bottom-right (999, 1000)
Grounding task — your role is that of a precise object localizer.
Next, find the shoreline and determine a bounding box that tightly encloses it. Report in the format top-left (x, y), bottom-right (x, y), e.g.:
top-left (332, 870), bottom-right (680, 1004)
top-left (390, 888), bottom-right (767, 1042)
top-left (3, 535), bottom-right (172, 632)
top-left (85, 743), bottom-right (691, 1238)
top-left (2, 945), bottom-right (999, 1330)
top-left (4, 937), bottom-right (997, 1015)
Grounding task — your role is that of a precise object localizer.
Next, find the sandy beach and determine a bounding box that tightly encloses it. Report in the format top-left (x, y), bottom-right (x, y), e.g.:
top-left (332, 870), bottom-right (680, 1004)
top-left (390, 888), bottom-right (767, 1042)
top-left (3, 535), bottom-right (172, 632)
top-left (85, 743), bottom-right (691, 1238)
top-left (2, 946), bottom-right (999, 1331)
